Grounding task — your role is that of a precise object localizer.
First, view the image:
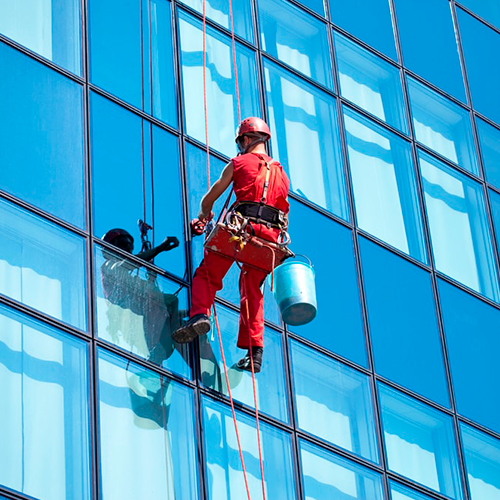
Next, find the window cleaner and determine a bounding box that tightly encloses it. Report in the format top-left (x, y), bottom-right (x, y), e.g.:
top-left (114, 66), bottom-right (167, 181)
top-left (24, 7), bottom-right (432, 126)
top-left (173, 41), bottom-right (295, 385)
top-left (173, 117), bottom-right (291, 372)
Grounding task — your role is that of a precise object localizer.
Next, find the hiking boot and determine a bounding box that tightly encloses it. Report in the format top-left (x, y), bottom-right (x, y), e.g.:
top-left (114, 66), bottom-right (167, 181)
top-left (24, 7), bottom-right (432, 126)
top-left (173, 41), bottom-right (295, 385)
top-left (237, 346), bottom-right (263, 373)
top-left (172, 314), bottom-right (211, 344)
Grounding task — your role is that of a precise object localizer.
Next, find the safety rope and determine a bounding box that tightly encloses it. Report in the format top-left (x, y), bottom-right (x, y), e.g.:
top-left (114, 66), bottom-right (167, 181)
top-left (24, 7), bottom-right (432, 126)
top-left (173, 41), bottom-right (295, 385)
top-left (201, 1), bottom-right (267, 497)
top-left (201, 1), bottom-right (251, 499)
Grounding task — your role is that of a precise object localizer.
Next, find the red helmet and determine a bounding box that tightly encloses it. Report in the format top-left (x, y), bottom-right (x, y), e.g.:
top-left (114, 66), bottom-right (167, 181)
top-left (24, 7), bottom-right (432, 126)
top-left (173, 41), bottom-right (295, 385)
top-left (235, 117), bottom-right (271, 142)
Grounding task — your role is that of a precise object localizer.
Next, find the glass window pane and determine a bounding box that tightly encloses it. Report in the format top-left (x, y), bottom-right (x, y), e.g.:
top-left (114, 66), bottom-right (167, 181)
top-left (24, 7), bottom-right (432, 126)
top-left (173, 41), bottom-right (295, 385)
top-left (89, 0), bottom-right (142, 107)
top-left (179, 0), bottom-right (253, 42)
top-left (202, 396), bottom-right (296, 500)
top-left (438, 278), bottom-right (500, 434)
top-left (0, 0), bottom-right (81, 74)
top-left (379, 383), bottom-right (464, 500)
top-left (89, 0), bottom-right (177, 126)
top-left (394, 0), bottom-right (466, 102)
top-left (0, 304), bottom-right (90, 500)
top-left (258, 0), bottom-right (332, 88)
top-left (457, 0), bottom-right (500, 30)
top-left (94, 244), bottom-right (191, 379)
top-left (290, 339), bottom-right (379, 463)
top-left (477, 118), bottom-right (500, 190)
top-left (287, 199), bottom-right (367, 366)
top-left (300, 439), bottom-right (384, 500)
top-left (178, 9), bottom-right (260, 157)
top-left (329, 0), bottom-right (397, 60)
top-left (297, 0), bottom-right (325, 16)
top-left (90, 94), bottom-right (185, 277)
top-left (264, 58), bottom-right (349, 221)
top-left (390, 480), bottom-right (435, 499)
top-left (408, 77), bottom-right (479, 176)
top-left (460, 423), bottom-right (500, 500)
top-left (200, 304), bottom-right (288, 423)
top-left (0, 199), bottom-right (87, 331)
top-left (418, 150), bottom-right (500, 302)
top-left (334, 32), bottom-right (407, 133)
top-left (344, 107), bottom-right (427, 262)
top-left (98, 349), bottom-right (199, 499)
top-left (0, 42), bottom-right (85, 229)
top-left (359, 237), bottom-right (449, 407)
top-left (489, 189), bottom-right (500, 251)
top-left (458, 7), bottom-right (500, 126)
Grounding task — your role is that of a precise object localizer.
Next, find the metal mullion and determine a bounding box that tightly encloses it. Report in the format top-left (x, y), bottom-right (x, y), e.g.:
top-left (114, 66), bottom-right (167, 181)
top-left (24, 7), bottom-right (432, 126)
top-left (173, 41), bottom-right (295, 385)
top-left (0, 293), bottom-right (90, 341)
top-left (0, 33), bottom-right (85, 85)
top-left (283, 0), bottom-right (329, 24)
top-left (454, 1), bottom-right (500, 37)
top-left (473, 107), bottom-right (500, 132)
top-left (457, 413), bottom-right (500, 442)
top-left (0, 191), bottom-right (89, 239)
top-left (176, 2), bottom-right (256, 52)
top-left (0, 486), bottom-right (39, 500)
top-left (451, 0), bottom-right (500, 309)
top-left (87, 83), bottom-right (180, 138)
top-left (387, 471), bottom-right (463, 500)
top-left (94, 337), bottom-right (196, 389)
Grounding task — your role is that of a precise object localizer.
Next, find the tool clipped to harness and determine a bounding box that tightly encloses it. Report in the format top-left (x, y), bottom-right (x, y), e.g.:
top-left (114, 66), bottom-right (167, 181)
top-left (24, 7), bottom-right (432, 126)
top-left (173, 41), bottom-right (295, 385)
top-left (138, 219), bottom-right (153, 252)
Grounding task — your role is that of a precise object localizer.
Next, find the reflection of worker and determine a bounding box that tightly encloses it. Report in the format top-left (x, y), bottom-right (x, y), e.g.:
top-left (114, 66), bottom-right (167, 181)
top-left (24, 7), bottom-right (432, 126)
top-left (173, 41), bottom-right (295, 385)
top-left (173, 117), bottom-right (290, 373)
top-left (101, 228), bottom-right (182, 364)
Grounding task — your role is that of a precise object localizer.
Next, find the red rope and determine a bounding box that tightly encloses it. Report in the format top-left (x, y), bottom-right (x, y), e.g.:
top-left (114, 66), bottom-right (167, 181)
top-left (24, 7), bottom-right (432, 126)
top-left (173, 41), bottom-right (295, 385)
top-left (201, 2), bottom-right (250, 497)
top-left (228, 0), bottom-right (241, 124)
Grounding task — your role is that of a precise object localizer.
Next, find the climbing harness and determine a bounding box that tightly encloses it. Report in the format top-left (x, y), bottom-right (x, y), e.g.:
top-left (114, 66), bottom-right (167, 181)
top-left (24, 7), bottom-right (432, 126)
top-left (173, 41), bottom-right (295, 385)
top-left (138, 219), bottom-right (153, 253)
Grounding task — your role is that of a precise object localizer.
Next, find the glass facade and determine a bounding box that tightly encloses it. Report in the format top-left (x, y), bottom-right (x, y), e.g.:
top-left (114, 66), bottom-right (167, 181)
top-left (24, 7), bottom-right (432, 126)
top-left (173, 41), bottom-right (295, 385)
top-left (1, 1), bottom-right (500, 499)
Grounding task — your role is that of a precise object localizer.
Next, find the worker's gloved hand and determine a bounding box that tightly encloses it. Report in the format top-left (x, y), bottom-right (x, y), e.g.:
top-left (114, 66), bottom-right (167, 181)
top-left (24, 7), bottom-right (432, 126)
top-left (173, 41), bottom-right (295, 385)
top-left (160, 236), bottom-right (179, 251)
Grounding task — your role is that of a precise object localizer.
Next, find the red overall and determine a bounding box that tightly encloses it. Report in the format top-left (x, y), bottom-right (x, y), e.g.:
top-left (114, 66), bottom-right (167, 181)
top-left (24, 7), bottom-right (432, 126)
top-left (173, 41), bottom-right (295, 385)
top-left (190, 152), bottom-right (290, 348)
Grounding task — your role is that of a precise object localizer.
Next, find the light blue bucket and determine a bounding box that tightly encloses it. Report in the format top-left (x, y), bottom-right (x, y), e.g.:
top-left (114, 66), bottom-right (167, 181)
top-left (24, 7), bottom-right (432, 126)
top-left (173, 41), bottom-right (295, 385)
top-left (273, 255), bottom-right (317, 326)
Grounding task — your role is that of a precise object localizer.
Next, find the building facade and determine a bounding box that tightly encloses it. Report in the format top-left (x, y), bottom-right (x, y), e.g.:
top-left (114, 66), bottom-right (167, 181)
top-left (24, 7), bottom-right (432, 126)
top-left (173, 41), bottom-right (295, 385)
top-left (1, 0), bottom-right (500, 498)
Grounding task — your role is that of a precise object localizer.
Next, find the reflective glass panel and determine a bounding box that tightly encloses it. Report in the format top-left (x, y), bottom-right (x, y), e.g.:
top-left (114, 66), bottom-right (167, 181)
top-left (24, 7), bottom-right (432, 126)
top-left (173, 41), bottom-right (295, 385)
top-left (200, 305), bottom-right (288, 423)
top-left (202, 396), bottom-right (296, 499)
top-left (94, 245), bottom-right (191, 379)
top-left (179, 0), bottom-right (253, 42)
top-left (438, 278), bottom-right (500, 434)
top-left (0, 199), bottom-right (87, 331)
top-left (460, 423), bottom-right (500, 500)
top-left (258, 0), bottom-right (332, 88)
top-left (287, 199), bottom-right (367, 366)
top-left (394, 0), bottom-right (466, 102)
top-left (359, 237), bottom-right (449, 407)
top-left (0, 0), bottom-right (81, 74)
top-left (477, 118), bottom-right (500, 190)
top-left (290, 340), bottom-right (379, 463)
top-left (390, 480), bottom-right (434, 500)
top-left (185, 143), bottom-right (281, 326)
top-left (98, 349), bottom-right (199, 500)
top-left (344, 107), bottom-right (427, 262)
top-left (334, 32), bottom-right (407, 133)
top-left (90, 94), bottom-right (185, 277)
top-left (379, 383), bottom-right (464, 499)
top-left (296, 0), bottom-right (325, 16)
top-left (300, 439), bottom-right (384, 500)
top-left (89, 0), bottom-right (177, 126)
top-left (408, 77), bottom-right (479, 176)
top-left (178, 9), bottom-right (260, 157)
top-left (419, 150), bottom-right (499, 302)
top-left (264, 58), bottom-right (349, 221)
top-left (0, 42), bottom-right (85, 229)
top-left (0, 304), bottom-right (90, 500)
top-left (458, 8), bottom-right (500, 126)
top-left (458, 0), bottom-right (500, 30)
top-left (489, 189), bottom-right (500, 252)
top-left (329, 0), bottom-right (397, 60)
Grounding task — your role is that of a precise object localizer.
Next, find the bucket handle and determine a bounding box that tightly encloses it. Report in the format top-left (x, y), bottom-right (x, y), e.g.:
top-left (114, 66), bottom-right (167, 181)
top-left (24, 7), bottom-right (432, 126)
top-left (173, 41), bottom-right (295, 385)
top-left (291, 253), bottom-right (313, 267)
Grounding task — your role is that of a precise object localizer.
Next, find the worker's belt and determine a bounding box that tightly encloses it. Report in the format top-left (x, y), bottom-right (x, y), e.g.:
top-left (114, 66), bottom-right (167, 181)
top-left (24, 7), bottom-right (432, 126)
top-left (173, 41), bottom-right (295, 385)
top-left (233, 202), bottom-right (286, 228)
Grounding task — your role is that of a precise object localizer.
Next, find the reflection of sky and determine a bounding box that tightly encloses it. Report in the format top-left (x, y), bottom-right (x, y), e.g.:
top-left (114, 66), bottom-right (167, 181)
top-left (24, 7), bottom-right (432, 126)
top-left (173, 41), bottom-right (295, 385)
top-left (340, 74), bottom-right (385, 119)
top-left (345, 113), bottom-right (410, 254)
top-left (421, 157), bottom-right (479, 291)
